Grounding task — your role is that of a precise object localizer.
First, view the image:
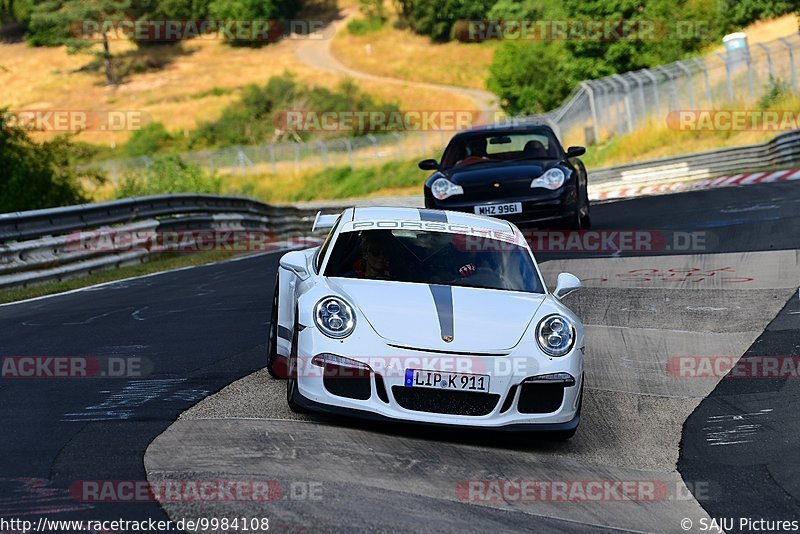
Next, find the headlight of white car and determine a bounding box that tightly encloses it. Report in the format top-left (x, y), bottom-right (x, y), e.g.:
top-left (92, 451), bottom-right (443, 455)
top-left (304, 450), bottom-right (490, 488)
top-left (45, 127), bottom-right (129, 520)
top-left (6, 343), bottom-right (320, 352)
top-left (431, 177), bottom-right (464, 200)
top-left (530, 168), bottom-right (567, 190)
top-left (314, 297), bottom-right (356, 339)
top-left (536, 314), bottom-right (575, 357)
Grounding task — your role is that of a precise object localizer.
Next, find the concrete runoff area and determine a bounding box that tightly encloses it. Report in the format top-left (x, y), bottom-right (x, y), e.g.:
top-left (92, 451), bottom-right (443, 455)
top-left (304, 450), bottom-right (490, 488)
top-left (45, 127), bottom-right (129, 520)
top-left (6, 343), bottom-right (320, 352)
top-left (144, 250), bottom-right (799, 532)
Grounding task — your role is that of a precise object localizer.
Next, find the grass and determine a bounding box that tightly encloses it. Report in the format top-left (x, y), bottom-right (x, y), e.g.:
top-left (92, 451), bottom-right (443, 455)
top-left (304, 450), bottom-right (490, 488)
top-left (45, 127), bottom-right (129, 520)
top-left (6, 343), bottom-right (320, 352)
top-left (0, 249), bottom-right (247, 305)
top-left (0, 24), bottom-right (476, 148)
top-left (331, 12), bottom-right (497, 91)
top-left (582, 91), bottom-right (800, 169)
top-left (226, 157), bottom-right (429, 203)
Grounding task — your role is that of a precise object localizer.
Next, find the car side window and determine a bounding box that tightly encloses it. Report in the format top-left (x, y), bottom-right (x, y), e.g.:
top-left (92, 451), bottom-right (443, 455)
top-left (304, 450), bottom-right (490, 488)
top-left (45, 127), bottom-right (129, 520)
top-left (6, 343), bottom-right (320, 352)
top-left (314, 216), bottom-right (342, 273)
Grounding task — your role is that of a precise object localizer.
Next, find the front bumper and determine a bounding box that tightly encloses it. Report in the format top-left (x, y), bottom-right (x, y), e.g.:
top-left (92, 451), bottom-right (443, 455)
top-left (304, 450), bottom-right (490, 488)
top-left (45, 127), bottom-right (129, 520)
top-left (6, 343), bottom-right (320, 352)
top-left (425, 185), bottom-right (579, 226)
top-left (290, 326), bottom-right (584, 430)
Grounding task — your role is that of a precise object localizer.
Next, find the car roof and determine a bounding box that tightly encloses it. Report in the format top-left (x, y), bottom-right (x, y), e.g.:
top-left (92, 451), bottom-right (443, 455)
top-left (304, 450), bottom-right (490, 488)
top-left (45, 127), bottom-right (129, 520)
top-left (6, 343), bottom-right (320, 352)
top-left (451, 122), bottom-right (555, 139)
top-left (346, 206), bottom-right (519, 236)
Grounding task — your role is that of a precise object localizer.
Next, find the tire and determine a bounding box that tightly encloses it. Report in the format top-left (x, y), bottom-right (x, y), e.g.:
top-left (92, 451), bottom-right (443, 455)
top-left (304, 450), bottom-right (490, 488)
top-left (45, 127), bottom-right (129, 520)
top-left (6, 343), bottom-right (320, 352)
top-left (286, 320), bottom-right (307, 413)
top-left (579, 186), bottom-right (592, 229)
top-left (579, 203), bottom-right (592, 230)
top-left (266, 275), bottom-right (286, 379)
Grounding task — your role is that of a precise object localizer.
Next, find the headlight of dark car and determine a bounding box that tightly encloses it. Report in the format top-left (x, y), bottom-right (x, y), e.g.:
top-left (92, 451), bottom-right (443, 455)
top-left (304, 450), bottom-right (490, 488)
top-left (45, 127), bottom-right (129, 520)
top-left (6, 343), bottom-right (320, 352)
top-left (530, 168), bottom-right (567, 190)
top-left (431, 177), bottom-right (464, 200)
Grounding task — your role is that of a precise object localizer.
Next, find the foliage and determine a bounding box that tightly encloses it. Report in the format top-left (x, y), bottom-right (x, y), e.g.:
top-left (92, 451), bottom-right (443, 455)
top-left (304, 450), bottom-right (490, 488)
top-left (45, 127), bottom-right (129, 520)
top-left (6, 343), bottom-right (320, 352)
top-left (114, 154), bottom-right (221, 197)
top-left (358, 0), bottom-right (387, 21)
top-left (347, 16), bottom-right (384, 35)
top-left (394, 0), bottom-right (496, 42)
top-left (125, 121), bottom-right (175, 157)
top-left (0, 119), bottom-right (96, 212)
top-left (757, 76), bottom-right (792, 109)
top-left (188, 73), bottom-right (400, 148)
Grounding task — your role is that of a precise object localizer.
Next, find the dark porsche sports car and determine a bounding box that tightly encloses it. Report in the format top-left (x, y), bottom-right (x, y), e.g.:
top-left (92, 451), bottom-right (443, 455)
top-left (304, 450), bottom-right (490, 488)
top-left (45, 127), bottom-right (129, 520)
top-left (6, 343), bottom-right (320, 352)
top-left (421, 124), bottom-right (591, 229)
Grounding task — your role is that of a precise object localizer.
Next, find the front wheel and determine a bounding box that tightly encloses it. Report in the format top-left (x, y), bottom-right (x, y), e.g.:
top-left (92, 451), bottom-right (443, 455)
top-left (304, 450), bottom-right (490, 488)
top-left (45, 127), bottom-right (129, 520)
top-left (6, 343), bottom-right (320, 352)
top-left (266, 275), bottom-right (286, 379)
top-left (286, 321), bottom-right (307, 413)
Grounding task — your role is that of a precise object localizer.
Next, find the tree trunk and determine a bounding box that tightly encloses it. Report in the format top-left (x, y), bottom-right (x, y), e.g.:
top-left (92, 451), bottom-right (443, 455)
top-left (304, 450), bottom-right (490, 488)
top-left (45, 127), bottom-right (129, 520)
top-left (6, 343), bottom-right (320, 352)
top-left (102, 30), bottom-right (114, 85)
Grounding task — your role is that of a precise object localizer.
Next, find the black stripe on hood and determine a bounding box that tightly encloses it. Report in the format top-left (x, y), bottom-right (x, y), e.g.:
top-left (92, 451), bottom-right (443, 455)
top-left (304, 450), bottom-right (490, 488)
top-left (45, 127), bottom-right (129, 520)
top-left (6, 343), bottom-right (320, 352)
top-left (428, 284), bottom-right (454, 342)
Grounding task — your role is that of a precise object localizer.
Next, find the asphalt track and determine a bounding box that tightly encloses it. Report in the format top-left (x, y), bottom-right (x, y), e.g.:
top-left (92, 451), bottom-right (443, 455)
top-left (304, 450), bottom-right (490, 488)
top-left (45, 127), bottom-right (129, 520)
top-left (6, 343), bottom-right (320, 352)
top-left (1, 181), bottom-right (799, 533)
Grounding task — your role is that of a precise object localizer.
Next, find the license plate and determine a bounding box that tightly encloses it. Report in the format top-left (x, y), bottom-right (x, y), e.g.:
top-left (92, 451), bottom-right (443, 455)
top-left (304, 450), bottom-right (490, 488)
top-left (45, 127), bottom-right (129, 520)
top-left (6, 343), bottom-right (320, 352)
top-left (474, 202), bottom-right (522, 216)
top-left (405, 369), bottom-right (490, 392)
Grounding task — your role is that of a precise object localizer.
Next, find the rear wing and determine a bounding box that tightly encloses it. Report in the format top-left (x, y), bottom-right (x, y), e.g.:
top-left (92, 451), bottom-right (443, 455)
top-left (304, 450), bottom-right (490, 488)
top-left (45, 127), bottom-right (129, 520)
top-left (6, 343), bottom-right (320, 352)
top-left (312, 211), bottom-right (339, 232)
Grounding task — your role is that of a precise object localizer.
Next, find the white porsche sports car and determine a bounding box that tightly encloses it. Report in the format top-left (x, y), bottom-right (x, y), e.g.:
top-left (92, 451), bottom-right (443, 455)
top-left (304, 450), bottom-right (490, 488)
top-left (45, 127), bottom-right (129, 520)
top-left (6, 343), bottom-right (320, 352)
top-left (267, 207), bottom-right (585, 438)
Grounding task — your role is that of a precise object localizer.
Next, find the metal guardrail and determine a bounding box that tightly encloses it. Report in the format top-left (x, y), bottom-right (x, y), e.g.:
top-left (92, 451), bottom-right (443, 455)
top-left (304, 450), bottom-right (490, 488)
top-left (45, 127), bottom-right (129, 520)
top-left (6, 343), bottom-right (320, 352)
top-left (3, 128), bottom-right (800, 289)
top-left (0, 195), bottom-right (323, 289)
top-left (587, 129), bottom-right (800, 195)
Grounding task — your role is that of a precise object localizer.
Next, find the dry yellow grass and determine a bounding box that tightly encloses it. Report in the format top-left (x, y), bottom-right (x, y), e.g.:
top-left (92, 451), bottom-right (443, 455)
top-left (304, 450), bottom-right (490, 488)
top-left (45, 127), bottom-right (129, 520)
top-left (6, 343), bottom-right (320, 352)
top-left (736, 14), bottom-right (798, 45)
top-left (0, 30), bottom-right (475, 146)
top-left (330, 18), bottom-right (496, 90)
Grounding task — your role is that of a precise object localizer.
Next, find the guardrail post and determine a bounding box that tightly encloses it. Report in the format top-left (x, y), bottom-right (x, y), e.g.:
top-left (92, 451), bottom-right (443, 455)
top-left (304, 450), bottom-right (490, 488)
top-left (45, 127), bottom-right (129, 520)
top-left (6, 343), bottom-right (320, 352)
top-left (779, 37), bottom-right (797, 89)
top-left (580, 81), bottom-right (600, 145)
top-left (629, 71), bottom-right (647, 125)
top-left (746, 54), bottom-right (755, 98)
top-left (676, 61), bottom-right (695, 109)
top-left (757, 43), bottom-right (774, 81)
top-left (612, 74), bottom-right (635, 132)
top-left (595, 82), bottom-right (608, 130)
top-left (345, 138), bottom-right (354, 168)
top-left (715, 52), bottom-right (735, 101)
top-left (642, 69), bottom-right (661, 118)
top-left (656, 66), bottom-right (677, 111)
top-left (368, 134), bottom-right (380, 161)
top-left (693, 58), bottom-right (712, 107)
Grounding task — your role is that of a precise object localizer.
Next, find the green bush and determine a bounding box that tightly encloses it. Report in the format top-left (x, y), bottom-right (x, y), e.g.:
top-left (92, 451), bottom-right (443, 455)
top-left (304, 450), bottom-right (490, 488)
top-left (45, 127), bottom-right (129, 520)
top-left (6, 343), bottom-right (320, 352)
top-left (347, 16), bottom-right (385, 35)
top-left (114, 154), bottom-right (221, 197)
top-left (488, 41), bottom-right (582, 114)
top-left (395, 0), bottom-right (497, 42)
top-left (188, 73), bottom-right (401, 148)
top-left (207, 0), bottom-right (301, 46)
top-left (758, 76), bottom-right (792, 109)
top-left (0, 120), bottom-right (95, 212)
top-left (125, 121), bottom-right (175, 157)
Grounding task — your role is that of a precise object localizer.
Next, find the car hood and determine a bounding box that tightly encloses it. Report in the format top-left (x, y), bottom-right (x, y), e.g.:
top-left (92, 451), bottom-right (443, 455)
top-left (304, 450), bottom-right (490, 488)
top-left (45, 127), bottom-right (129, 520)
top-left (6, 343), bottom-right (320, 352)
top-left (442, 160), bottom-right (558, 186)
top-left (327, 278), bottom-right (545, 353)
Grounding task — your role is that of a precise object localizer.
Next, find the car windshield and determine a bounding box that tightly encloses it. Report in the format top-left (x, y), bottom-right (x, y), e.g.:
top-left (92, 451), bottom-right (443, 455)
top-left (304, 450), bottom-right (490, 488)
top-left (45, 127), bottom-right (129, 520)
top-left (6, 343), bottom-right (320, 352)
top-left (440, 130), bottom-right (560, 169)
top-left (324, 229), bottom-right (544, 293)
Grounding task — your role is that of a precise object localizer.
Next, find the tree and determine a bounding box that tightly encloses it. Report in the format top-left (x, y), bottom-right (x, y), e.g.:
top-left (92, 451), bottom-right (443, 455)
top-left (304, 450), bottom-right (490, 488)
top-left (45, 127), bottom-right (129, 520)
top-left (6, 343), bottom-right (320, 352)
top-left (0, 116), bottom-right (94, 212)
top-left (27, 0), bottom-right (131, 84)
top-left (395, 0), bottom-right (497, 42)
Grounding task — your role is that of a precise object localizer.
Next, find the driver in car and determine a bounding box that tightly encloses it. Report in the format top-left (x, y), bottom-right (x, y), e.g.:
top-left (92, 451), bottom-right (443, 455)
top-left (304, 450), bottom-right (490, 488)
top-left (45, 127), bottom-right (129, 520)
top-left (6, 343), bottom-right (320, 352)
top-left (353, 233), bottom-right (393, 279)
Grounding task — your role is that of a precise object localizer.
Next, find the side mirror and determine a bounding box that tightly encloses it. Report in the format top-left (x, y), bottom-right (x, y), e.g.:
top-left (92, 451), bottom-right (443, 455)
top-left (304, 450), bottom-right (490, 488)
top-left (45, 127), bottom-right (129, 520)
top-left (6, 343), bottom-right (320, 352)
top-left (566, 146), bottom-right (586, 158)
top-left (280, 250), bottom-right (310, 280)
top-left (553, 272), bottom-right (581, 299)
top-left (418, 158), bottom-right (439, 171)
